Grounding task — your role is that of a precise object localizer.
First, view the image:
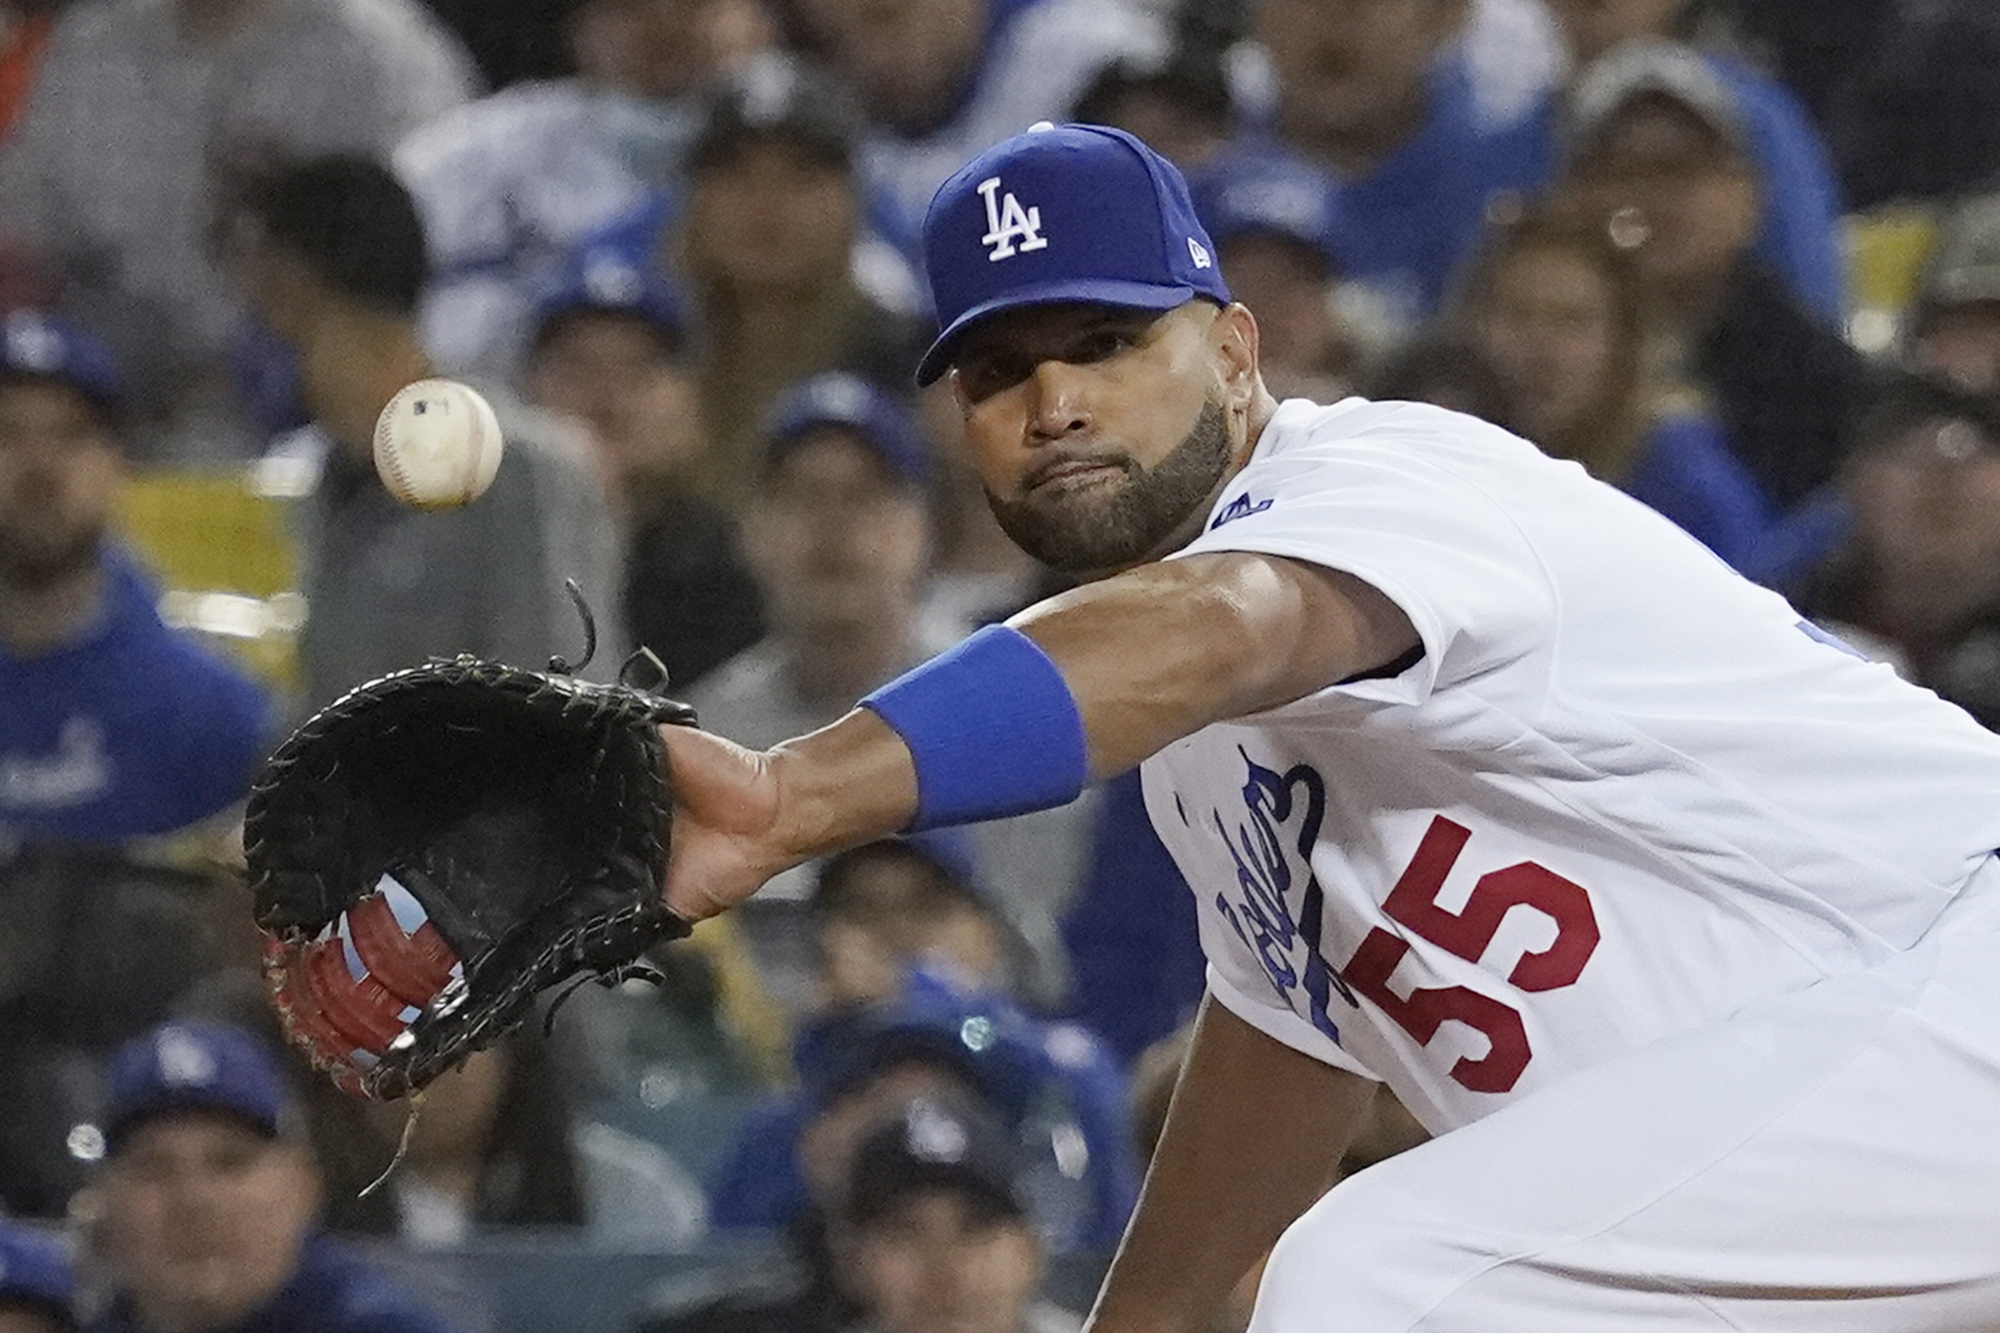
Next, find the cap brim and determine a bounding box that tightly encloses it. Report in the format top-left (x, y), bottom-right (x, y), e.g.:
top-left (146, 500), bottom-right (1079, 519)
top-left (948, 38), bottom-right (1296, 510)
top-left (915, 278), bottom-right (1202, 386)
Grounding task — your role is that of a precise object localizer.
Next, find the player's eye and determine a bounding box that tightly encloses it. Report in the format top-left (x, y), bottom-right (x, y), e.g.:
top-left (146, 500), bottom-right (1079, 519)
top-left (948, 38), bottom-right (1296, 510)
top-left (1068, 328), bottom-right (1135, 363)
top-left (956, 353), bottom-right (1031, 403)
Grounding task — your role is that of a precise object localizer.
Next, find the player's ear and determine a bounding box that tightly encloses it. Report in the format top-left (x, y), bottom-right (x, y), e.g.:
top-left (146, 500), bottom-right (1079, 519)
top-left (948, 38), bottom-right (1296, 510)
top-left (1210, 302), bottom-right (1261, 413)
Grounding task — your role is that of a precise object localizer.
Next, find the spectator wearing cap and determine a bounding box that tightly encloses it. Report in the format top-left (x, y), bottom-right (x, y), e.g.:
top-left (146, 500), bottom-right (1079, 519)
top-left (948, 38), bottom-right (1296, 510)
top-left (396, 0), bottom-right (776, 381)
top-left (233, 154), bottom-right (625, 711)
top-left (84, 1022), bottom-right (461, 1333)
top-left (836, 1094), bottom-right (1081, 1333)
top-left (0, 310), bottom-right (271, 842)
top-left (1503, 5), bottom-right (1846, 322)
top-left (1907, 193), bottom-right (2000, 406)
top-left (777, 0), bottom-right (1166, 245)
top-left (810, 833), bottom-right (1025, 1012)
top-left (570, 55), bottom-right (930, 506)
top-left (1769, 375), bottom-right (2000, 735)
top-left (1451, 205), bottom-right (1775, 569)
top-left (1213, 0), bottom-right (1544, 328)
top-left (705, 968), bottom-right (1139, 1257)
top-left (1557, 40), bottom-right (1875, 511)
top-left (523, 257), bottom-right (764, 690)
top-left (682, 372), bottom-right (946, 900)
top-left (0, 0), bottom-right (475, 463)
top-left (685, 373), bottom-right (1094, 1001)
top-left (0, 1221), bottom-right (75, 1333)
top-left (1190, 155), bottom-right (1359, 403)
top-left (670, 55), bottom-right (927, 504)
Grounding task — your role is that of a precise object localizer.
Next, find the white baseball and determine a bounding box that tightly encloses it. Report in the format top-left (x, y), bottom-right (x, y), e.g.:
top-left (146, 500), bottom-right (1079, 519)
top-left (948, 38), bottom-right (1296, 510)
top-left (372, 379), bottom-right (505, 510)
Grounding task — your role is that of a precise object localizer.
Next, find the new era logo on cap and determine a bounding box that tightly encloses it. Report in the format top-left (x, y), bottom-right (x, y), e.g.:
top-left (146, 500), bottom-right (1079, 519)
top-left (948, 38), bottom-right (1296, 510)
top-left (916, 123), bottom-right (1229, 385)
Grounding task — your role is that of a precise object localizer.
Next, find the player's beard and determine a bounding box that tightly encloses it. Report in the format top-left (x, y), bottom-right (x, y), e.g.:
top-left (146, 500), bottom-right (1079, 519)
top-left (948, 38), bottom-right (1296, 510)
top-left (985, 400), bottom-right (1233, 575)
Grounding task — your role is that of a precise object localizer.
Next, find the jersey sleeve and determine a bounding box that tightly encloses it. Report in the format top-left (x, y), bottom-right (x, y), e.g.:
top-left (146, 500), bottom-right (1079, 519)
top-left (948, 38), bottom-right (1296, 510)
top-left (1172, 417), bottom-right (1558, 708)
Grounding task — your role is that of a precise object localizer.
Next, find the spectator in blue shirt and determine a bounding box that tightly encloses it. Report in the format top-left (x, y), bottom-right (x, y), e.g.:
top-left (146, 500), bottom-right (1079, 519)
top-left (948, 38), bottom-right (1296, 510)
top-left (0, 312), bottom-right (270, 843)
top-left (86, 1022), bottom-right (463, 1333)
top-left (1509, 0), bottom-right (1846, 322)
top-left (709, 956), bottom-right (1139, 1254)
top-left (1190, 152), bottom-right (1360, 403)
top-left (1557, 41), bottom-right (1875, 510)
top-left (1453, 205), bottom-right (1773, 568)
top-left (1225, 0), bottom-right (1545, 326)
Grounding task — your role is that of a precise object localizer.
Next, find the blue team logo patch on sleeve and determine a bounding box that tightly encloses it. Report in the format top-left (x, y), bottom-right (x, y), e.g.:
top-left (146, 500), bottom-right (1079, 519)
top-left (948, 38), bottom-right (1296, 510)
top-left (1210, 493), bottom-right (1274, 529)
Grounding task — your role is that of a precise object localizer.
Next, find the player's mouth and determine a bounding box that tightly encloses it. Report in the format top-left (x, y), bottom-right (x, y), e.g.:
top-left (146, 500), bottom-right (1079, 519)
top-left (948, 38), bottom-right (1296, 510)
top-left (1025, 455), bottom-right (1129, 496)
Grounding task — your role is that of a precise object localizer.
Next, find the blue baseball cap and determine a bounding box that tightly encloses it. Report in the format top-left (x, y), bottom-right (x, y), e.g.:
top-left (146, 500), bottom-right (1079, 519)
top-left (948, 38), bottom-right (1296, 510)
top-left (762, 372), bottom-right (930, 487)
top-left (532, 250), bottom-right (686, 354)
top-left (813, 828), bottom-right (991, 919)
top-left (103, 1022), bottom-right (293, 1152)
top-left (0, 1222), bottom-right (75, 1330)
top-left (842, 1092), bottom-right (1025, 1226)
top-left (1192, 154), bottom-right (1346, 272)
top-left (916, 122), bottom-right (1231, 386)
top-left (795, 972), bottom-right (1047, 1126)
top-left (0, 310), bottom-right (125, 418)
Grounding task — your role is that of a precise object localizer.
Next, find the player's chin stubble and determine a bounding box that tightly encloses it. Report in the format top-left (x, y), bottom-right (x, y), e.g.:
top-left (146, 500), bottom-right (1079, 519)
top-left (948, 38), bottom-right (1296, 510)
top-left (986, 400), bottom-right (1233, 575)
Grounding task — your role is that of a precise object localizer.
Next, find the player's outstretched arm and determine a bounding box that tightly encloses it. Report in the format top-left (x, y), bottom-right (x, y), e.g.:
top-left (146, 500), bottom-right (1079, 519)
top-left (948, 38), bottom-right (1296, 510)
top-left (1012, 548), bottom-right (1417, 778)
top-left (659, 547), bottom-right (1417, 921)
top-left (1088, 993), bottom-right (1378, 1333)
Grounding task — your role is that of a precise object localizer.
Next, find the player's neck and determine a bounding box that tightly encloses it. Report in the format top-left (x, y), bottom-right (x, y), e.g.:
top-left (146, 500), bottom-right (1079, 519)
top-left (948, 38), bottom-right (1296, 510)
top-left (0, 558), bottom-right (107, 658)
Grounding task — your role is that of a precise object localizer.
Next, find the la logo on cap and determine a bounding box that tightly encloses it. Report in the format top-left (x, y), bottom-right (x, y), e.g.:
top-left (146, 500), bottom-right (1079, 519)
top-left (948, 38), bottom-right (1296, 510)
top-left (977, 175), bottom-right (1046, 262)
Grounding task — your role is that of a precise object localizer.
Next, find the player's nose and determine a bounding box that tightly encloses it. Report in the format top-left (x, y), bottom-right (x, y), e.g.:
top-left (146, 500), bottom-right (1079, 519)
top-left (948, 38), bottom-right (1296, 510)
top-left (1024, 358), bottom-right (1092, 442)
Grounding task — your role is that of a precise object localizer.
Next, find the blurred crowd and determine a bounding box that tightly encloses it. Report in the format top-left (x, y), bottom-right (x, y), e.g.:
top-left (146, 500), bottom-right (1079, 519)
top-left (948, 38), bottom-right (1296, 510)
top-left (3, 0), bottom-right (1999, 1330)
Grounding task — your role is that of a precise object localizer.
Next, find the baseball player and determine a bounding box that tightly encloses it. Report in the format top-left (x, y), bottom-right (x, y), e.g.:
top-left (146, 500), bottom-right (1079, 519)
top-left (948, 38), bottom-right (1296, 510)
top-left (656, 123), bottom-right (2000, 1330)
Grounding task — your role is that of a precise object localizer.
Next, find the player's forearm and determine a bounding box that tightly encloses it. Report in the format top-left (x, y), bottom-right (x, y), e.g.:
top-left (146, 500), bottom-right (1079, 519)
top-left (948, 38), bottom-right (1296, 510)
top-left (1088, 994), bottom-right (1376, 1333)
top-left (1015, 552), bottom-right (1417, 781)
top-left (752, 553), bottom-right (1413, 864)
top-left (765, 707), bottom-right (922, 857)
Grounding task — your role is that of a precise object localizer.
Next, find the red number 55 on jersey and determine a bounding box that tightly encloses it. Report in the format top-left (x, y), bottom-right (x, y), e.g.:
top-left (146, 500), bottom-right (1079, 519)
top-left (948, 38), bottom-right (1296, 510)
top-left (1344, 816), bottom-right (1601, 1093)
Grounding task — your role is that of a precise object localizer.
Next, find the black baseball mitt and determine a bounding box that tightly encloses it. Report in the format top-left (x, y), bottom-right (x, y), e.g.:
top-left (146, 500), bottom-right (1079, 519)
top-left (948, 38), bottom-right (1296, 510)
top-left (243, 642), bottom-right (697, 1100)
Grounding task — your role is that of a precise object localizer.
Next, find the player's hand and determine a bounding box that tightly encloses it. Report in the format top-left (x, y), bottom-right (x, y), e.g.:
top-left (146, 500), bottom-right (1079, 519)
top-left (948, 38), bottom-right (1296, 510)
top-left (659, 707), bottom-right (922, 921)
top-left (656, 724), bottom-right (799, 922)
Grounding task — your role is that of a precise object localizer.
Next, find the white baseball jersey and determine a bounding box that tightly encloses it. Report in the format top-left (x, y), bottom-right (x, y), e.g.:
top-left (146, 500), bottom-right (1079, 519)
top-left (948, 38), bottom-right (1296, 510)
top-left (1142, 397), bottom-right (2000, 1135)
